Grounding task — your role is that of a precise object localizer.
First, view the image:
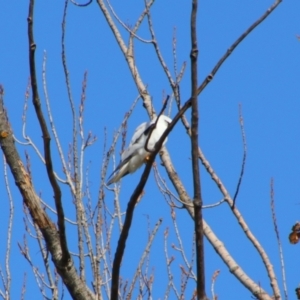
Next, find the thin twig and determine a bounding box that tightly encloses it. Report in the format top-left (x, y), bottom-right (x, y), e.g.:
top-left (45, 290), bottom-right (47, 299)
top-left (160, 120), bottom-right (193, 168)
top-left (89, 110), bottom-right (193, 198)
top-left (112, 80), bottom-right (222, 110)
top-left (18, 238), bottom-right (49, 297)
top-left (70, 0), bottom-right (93, 6)
top-left (77, 71), bottom-right (98, 286)
top-left (232, 104), bottom-right (247, 208)
top-left (33, 222), bottom-right (58, 298)
top-left (127, 218), bottom-right (163, 299)
top-left (20, 273), bottom-right (27, 300)
top-left (170, 208), bottom-right (196, 281)
top-left (106, 0), bottom-right (151, 43)
top-left (196, 0), bottom-right (282, 95)
top-left (163, 228), bottom-right (180, 299)
top-left (211, 270), bottom-right (220, 300)
top-left (84, 164), bottom-right (100, 297)
top-left (3, 156), bottom-right (13, 298)
top-left (42, 50), bottom-right (75, 194)
top-left (131, 0), bottom-right (155, 37)
top-left (39, 199), bottom-right (77, 225)
top-left (144, 0), bottom-right (174, 86)
top-left (61, 0), bottom-right (85, 280)
top-left (202, 198), bottom-right (226, 209)
top-left (0, 266), bottom-right (6, 299)
top-left (270, 179), bottom-right (287, 300)
top-left (153, 164), bottom-right (191, 207)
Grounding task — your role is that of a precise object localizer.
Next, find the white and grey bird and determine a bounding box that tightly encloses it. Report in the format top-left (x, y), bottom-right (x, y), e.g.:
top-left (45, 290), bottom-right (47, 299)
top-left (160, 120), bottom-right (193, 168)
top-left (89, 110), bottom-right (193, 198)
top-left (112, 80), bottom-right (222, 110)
top-left (107, 115), bottom-right (172, 185)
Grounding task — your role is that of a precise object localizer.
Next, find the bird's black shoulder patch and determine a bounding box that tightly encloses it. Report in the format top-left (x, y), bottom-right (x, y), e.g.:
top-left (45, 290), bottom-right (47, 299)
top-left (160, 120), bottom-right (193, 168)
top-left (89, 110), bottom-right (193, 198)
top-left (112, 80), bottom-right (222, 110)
top-left (143, 123), bottom-right (155, 136)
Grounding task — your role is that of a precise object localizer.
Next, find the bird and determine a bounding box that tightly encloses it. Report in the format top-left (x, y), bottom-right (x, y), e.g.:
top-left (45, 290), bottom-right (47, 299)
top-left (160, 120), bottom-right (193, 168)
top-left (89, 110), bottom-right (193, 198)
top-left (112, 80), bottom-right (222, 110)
top-left (107, 115), bottom-right (172, 185)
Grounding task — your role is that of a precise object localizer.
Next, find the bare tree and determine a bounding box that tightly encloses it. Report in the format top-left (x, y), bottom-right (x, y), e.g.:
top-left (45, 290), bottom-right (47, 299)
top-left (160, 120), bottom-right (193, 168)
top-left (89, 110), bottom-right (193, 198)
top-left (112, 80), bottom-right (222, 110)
top-left (2, 0), bottom-right (296, 299)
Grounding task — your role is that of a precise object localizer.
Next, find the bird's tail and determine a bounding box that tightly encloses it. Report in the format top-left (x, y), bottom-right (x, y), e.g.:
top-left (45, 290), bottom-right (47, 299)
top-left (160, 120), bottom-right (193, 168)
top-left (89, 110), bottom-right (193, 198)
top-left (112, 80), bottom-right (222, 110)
top-left (106, 163), bottom-right (129, 185)
top-left (107, 172), bottom-right (122, 185)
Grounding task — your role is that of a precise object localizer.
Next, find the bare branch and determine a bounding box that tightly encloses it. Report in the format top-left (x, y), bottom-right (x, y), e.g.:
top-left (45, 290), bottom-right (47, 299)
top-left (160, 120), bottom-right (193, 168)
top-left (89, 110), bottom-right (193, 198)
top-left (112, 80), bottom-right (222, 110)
top-left (190, 0), bottom-right (206, 298)
top-left (97, 0), bottom-right (154, 114)
top-left (28, 0), bottom-right (69, 263)
top-left (211, 270), bottom-right (220, 300)
top-left (198, 146), bottom-right (280, 299)
top-left (163, 228), bottom-right (180, 299)
top-left (39, 198), bottom-right (77, 225)
top-left (20, 273), bottom-right (27, 300)
top-left (270, 179), bottom-right (287, 300)
top-left (106, 0), bottom-right (152, 43)
top-left (171, 208), bottom-right (196, 281)
top-left (0, 106), bottom-right (93, 300)
top-left (158, 146), bottom-right (274, 299)
top-left (131, 0), bottom-right (155, 37)
top-left (232, 104), bottom-right (247, 208)
top-left (203, 220), bottom-right (272, 300)
top-left (110, 102), bottom-right (173, 299)
top-left (202, 198), bottom-right (225, 209)
top-left (33, 222), bottom-right (58, 298)
top-left (42, 50), bottom-right (76, 194)
top-left (144, 1), bottom-right (175, 86)
top-left (61, 0), bottom-right (86, 281)
top-left (70, 0), bottom-right (93, 7)
top-left (127, 218), bottom-right (162, 298)
top-left (196, 0), bottom-right (282, 95)
top-left (3, 156), bottom-right (13, 298)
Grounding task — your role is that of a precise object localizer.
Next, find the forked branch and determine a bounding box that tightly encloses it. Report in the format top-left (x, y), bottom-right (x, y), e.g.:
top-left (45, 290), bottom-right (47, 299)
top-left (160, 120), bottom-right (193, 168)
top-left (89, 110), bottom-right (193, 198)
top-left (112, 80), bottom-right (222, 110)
top-left (0, 87), bottom-right (94, 299)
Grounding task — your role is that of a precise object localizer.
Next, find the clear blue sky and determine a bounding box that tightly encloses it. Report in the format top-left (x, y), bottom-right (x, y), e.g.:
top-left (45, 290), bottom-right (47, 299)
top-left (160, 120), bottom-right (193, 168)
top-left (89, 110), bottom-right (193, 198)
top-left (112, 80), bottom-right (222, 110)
top-left (1, 0), bottom-right (300, 299)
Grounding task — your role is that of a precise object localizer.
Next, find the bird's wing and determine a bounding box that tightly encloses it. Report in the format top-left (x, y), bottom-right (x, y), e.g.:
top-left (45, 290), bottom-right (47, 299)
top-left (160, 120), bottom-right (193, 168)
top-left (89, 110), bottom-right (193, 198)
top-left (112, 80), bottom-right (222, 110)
top-left (107, 122), bottom-right (149, 184)
top-left (147, 115), bottom-right (172, 149)
top-left (129, 118), bottom-right (158, 144)
top-left (128, 121), bottom-right (148, 147)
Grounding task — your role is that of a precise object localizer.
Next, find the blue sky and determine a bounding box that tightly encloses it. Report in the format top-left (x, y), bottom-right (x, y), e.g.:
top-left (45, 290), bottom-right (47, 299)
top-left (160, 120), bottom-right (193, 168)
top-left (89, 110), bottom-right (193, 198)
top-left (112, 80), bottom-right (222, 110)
top-left (1, 0), bottom-right (300, 299)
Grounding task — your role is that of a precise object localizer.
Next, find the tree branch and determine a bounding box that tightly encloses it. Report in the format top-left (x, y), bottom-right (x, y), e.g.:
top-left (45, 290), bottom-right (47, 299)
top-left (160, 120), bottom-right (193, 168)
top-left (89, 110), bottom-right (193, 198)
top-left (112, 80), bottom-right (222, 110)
top-left (97, 1), bottom-right (282, 298)
top-left (197, 146), bottom-right (281, 298)
top-left (159, 147), bottom-right (274, 300)
top-left (270, 179), bottom-right (287, 300)
top-left (0, 87), bottom-right (94, 300)
top-left (196, 0), bottom-right (282, 95)
top-left (190, 0), bottom-right (206, 299)
top-left (110, 102), bottom-right (172, 299)
top-left (27, 0), bottom-right (69, 263)
top-left (232, 104), bottom-right (247, 208)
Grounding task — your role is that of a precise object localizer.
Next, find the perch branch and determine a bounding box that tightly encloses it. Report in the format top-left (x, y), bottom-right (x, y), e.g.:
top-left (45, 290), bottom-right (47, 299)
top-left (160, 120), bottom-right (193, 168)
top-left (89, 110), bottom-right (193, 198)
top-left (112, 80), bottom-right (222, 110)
top-left (110, 102), bottom-right (174, 299)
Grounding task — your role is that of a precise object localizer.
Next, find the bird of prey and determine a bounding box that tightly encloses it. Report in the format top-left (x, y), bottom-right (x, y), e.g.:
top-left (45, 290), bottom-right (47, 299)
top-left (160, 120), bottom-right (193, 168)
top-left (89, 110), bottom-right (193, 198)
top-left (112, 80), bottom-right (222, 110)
top-left (107, 115), bottom-right (172, 185)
